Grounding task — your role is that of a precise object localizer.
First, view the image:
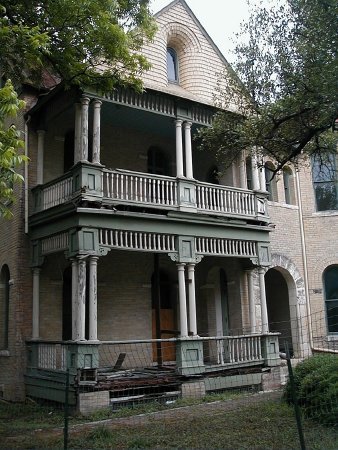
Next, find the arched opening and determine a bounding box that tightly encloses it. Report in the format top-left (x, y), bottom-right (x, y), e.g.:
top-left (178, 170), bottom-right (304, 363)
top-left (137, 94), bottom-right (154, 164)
top-left (265, 268), bottom-right (292, 354)
top-left (246, 156), bottom-right (252, 189)
top-left (0, 265), bottom-right (10, 350)
top-left (265, 162), bottom-right (278, 201)
top-left (323, 265), bottom-right (338, 333)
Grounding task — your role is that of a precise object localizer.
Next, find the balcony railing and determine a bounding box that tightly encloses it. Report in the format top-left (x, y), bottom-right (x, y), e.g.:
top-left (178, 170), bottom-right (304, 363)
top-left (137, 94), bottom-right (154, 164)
top-left (31, 165), bottom-right (268, 220)
top-left (103, 169), bottom-right (178, 207)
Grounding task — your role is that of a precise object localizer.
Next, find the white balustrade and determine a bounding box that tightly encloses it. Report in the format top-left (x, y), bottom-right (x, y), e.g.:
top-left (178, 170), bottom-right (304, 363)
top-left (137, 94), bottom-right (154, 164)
top-left (37, 343), bottom-right (68, 370)
top-left (196, 182), bottom-right (256, 216)
top-left (42, 177), bottom-right (73, 210)
top-left (103, 169), bottom-right (178, 207)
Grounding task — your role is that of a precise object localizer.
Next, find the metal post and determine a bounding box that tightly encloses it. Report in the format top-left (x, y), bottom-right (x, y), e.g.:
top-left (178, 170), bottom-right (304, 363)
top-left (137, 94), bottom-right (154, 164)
top-left (285, 342), bottom-right (306, 450)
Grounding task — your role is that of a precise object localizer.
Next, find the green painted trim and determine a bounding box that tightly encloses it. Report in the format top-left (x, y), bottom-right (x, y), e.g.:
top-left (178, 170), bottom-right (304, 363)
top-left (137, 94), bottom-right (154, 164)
top-left (204, 372), bottom-right (262, 391)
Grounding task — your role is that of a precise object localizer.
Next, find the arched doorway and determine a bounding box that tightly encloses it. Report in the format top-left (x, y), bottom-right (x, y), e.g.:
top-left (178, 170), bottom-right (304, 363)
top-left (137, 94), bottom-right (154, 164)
top-left (265, 268), bottom-right (292, 354)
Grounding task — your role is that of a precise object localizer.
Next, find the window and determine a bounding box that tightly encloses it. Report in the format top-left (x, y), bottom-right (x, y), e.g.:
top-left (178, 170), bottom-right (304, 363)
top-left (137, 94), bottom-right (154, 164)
top-left (147, 147), bottom-right (170, 176)
top-left (312, 153), bottom-right (338, 211)
top-left (0, 265), bottom-right (10, 350)
top-left (167, 48), bottom-right (178, 83)
top-left (323, 266), bottom-right (338, 333)
top-left (283, 167), bottom-right (293, 205)
top-left (265, 162), bottom-right (278, 201)
top-left (246, 157), bottom-right (252, 189)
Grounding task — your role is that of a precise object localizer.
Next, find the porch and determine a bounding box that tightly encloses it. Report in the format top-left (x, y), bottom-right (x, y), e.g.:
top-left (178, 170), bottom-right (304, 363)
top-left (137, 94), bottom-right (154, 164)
top-left (25, 334), bottom-right (280, 410)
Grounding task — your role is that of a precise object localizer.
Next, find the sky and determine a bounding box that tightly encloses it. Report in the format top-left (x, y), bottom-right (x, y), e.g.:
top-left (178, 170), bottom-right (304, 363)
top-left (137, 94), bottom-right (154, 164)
top-left (149, 0), bottom-right (254, 64)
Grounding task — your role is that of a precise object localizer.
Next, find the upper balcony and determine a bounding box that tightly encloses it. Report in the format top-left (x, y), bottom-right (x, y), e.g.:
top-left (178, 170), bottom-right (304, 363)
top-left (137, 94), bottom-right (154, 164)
top-left (31, 163), bottom-right (269, 223)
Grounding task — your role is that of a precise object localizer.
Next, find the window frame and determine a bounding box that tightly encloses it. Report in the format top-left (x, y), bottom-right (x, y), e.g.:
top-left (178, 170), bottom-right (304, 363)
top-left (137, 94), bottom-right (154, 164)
top-left (167, 47), bottom-right (179, 83)
top-left (0, 265), bottom-right (10, 350)
top-left (312, 153), bottom-right (338, 211)
top-left (323, 265), bottom-right (338, 335)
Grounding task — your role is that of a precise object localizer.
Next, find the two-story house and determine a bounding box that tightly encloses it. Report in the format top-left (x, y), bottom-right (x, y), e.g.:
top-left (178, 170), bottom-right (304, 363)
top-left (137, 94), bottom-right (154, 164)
top-left (0, 0), bottom-right (335, 412)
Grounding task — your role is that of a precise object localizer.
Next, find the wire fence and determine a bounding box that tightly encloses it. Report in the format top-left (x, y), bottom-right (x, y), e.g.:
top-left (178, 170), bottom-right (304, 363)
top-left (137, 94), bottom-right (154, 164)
top-left (2, 309), bottom-right (337, 449)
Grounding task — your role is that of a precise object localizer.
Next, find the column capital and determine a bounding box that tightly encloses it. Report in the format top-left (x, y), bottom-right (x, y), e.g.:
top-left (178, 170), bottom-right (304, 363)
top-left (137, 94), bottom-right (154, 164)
top-left (175, 119), bottom-right (183, 126)
top-left (183, 121), bottom-right (192, 129)
top-left (92, 99), bottom-right (102, 107)
top-left (37, 129), bottom-right (46, 135)
top-left (81, 95), bottom-right (90, 105)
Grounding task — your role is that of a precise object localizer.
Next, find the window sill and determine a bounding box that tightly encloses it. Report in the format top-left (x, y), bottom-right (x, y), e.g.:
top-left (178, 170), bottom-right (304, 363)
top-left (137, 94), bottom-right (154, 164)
top-left (326, 335), bottom-right (338, 341)
top-left (0, 350), bottom-right (10, 357)
top-left (313, 210), bottom-right (338, 217)
top-left (268, 201), bottom-right (299, 210)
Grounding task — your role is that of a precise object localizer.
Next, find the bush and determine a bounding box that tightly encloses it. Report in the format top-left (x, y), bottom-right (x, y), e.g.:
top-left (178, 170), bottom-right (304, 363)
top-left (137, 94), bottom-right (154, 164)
top-left (284, 353), bottom-right (338, 426)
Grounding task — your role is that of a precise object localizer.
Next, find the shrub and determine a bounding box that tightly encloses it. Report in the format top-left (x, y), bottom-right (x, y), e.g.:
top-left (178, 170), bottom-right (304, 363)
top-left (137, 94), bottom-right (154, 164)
top-left (284, 353), bottom-right (338, 426)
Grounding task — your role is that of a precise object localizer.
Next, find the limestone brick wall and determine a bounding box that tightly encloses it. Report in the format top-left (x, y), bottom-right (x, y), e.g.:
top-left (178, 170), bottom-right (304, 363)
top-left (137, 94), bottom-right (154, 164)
top-left (142, 2), bottom-right (237, 108)
top-left (0, 101), bottom-right (34, 400)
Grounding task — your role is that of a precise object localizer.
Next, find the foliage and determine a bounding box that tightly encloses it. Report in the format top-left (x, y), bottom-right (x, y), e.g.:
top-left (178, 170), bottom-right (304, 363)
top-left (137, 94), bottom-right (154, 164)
top-left (0, 0), bottom-right (156, 93)
top-left (0, 80), bottom-right (28, 218)
top-left (199, 0), bottom-right (338, 171)
top-left (2, 397), bottom-right (338, 449)
top-left (0, 0), bottom-right (156, 217)
top-left (284, 353), bottom-right (338, 426)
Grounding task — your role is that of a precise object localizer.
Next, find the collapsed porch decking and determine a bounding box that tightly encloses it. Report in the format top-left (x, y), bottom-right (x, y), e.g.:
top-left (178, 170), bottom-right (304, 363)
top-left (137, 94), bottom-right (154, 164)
top-left (25, 334), bottom-right (280, 410)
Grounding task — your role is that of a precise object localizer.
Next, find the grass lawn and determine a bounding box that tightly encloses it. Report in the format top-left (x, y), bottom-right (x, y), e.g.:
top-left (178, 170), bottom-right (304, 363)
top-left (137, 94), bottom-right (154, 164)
top-left (1, 393), bottom-right (337, 449)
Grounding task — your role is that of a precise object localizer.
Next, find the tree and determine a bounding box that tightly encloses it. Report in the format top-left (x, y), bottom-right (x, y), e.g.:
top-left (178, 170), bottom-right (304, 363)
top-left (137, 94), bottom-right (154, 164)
top-left (0, 80), bottom-right (27, 218)
top-left (199, 0), bottom-right (338, 173)
top-left (0, 0), bottom-right (156, 217)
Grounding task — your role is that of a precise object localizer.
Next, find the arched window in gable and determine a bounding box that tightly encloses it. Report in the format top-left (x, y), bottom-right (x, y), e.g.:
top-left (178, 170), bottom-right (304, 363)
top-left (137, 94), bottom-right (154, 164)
top-left (323, 265), bottom-right (338, 333)
top-left (0, 265), bottom-right (10, 350)
top-left (167, 47), bottom-right (178, 83)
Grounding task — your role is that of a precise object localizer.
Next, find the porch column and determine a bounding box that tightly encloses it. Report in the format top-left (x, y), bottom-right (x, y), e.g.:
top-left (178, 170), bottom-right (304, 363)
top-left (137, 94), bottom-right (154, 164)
top-left (258, 267), bottom-right (269, 334)
top-left (80, 96), bottom-right (90, 161)
top-left (251, 152), bottom-right (260, 191)
top-left (259, 159), bottom-right (266, 191)
top-left (184, 121), bottom-right (193, 179)
top-left (36, 130), bottom-right (45, 185)
top-left (71, 258), bottom-right (78, 340)
top-left (177, 263), bottom-right (188, 337)
top-left (88, 256), bottom-right (98, 341)
top-left (32, 268), bottom-right (41, 339)
top-left (92, 99), bottom-right (102, 165)
top-left (187, 263), bottom-right (197, 335)
top-left (246, 269), bottom-right (256, 333)
top-left (74, 102), bottom-right (82, 164)
top-left (78, 257), bottom-right (87, 340)
top-left (175, 120), bottom-right (184, 177)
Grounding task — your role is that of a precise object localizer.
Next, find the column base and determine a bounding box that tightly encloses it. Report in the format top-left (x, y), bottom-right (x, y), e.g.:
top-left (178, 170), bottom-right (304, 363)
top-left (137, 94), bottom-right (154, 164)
top-left (176, 338), bottom-right (205, 375)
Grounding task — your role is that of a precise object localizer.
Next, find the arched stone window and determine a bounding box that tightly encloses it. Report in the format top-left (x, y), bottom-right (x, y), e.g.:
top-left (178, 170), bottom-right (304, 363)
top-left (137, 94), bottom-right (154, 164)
top-left (167, 47), bottom-right (179, 83)
top-left (283, 167), bottom-right (294, 205)
top-left (265, 162), bottom-right (278, 202)
top-left (323, 265), bottom-right (338, 334)
top-left (246, 156), bottom-right (252, 190)
top-left (0, 265), bottom-right (10, 350)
